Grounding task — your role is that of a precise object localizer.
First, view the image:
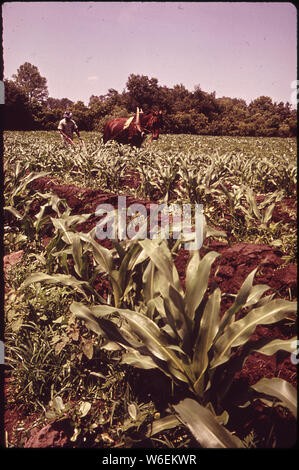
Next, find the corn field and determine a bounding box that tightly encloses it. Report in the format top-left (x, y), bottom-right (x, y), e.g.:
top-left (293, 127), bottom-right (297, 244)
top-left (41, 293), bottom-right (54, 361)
top-left (3, 131), bottom-right (297, 449)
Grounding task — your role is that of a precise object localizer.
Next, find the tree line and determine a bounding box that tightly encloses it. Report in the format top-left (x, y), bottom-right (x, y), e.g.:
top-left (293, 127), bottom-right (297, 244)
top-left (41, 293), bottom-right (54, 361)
top-left (4, 62), bottom-right (297, 137)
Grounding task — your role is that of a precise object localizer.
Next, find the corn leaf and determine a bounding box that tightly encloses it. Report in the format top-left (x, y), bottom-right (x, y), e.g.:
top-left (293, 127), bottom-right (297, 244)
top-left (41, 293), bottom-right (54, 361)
top-left (139, 239), bottom-right (182, 293)
top-left (253, 337), bottom-right (297, 356)
top-left (85, 304), bottom-right (192, 384)
top-left (246, 188), bottom-right (261, 220)
top-left (71, 234), bottom-right (83, 278)
top-left (211, 299), bottom-right (297, 368)
top-left (116, 309), bottom-right (189, 373)
top-left (263, 202), bottom-right (276, 224)
top-left (244, 283), bottom-right (271, 308)
top-left (139, 239), bottom-right (173, 284)
top-left (215, 267), bottom-right (259, 342)
top-left (251, 377), bottom-right (297, 417)
top-left (79, 232), bottom-right (113, 274)
top-left (146, 415), bottom-right (181, 437)
top-left (118, 242), bottom-right (142, 291)
top-left (22, 273), bottom-right (90, 298)
top-left (142, 260), bottom-right (156, 303)
top-left (4, 206), bottom-right (23, 219)
top-left (164, 284), bottom-right (192, 345)
top-left (184, 251), bottom-right (220, 320)
top-left (192, 288), bottom-right (221, 379)
top-left (121, 350), bottom-right (158, 370)
top-left (70, 302), bottom-right (114, 337)
top-left (173, 398), bottom-right (244, 448)
top-left (51, 218), bottom-right (74, 245)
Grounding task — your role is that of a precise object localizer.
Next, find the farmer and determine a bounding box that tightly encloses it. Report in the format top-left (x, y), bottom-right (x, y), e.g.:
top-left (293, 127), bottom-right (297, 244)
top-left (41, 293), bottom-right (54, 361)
top-left (58, 110), bottom-right (82, 147)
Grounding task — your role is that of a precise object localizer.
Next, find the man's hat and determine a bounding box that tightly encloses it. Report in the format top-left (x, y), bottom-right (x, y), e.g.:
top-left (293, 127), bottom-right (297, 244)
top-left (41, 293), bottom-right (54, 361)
top-left (64, 110), bottom-right (72, 118)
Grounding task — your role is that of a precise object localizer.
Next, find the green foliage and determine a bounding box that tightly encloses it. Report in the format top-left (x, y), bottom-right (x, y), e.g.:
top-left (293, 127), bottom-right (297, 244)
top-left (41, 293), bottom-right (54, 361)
top-left (4, 79), bottom-right (35, 130)
top-left (70, 241), bottom-right (296, 397)
top-left (4, 132), bottom-right (297, 259)
top-left (70, 240), bottom-right (297, 447)
top-left (12, 62), bottom-right (49, 104)
top-left (4, 65), bottom-right (297, 136)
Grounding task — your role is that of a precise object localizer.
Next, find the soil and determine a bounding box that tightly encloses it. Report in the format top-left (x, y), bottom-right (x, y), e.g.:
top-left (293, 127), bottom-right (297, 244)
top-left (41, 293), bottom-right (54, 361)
top-left (4, 175), bottom-right (297, 448)
top-left (3, 250), bottom-right (24, 275)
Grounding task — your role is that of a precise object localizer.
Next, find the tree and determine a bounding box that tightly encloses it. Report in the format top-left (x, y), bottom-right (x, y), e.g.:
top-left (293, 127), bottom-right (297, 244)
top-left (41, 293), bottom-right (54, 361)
top-left (4, 79), bottom-right (34, 129)
top-left (193, 86), bottom-right (218, 119)
top-left (46, 97), bottom-right (73, 110)
top-left (125, 74), bottom-right (160, 111)
top-left (71, 101), bottom-right (93, 130)
top-left (12, 62), bottom-right (49, 104)
top-left (88, 95), bottom-right (106, 107)
top-left (248, 96), bottom-right (275, 114)
top-left (170, 84), bottom-right (192, 113)
top-left (5, 66), bottom-right (297, 136)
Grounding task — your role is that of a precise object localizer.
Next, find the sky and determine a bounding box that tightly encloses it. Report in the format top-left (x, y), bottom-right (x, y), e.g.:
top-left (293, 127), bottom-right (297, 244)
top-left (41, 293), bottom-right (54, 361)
top-left (2, 2), bottom-right (297, 106)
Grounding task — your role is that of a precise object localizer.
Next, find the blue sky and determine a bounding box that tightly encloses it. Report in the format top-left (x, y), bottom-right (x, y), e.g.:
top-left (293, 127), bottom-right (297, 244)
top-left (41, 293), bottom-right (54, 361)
top-left (2, 2), bottom-right (297, 105)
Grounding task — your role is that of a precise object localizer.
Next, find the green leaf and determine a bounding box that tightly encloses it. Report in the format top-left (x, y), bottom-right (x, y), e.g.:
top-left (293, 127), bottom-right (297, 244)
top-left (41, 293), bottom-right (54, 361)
top-left (34, 202), bottom-right (49, 231)
top-left (10, 171), bottom-right (49, 202)
top-left (70, 301), bottom-right (107, 336)
top-left (117, 309), bottom-right (189, 373)
top-left (164, 284), bottom-right (192, 345)
top-left (51, 218), bottom-right (74, 245)
top-left (192, 288), bottom-right (221, 380)
top-left (75, 303), bottom-right (143, 349)
top-left (263, 202), bottom-right (275, 224)
top-left (244, 284), bottom-right (271, 308)
top-left (251, 377), bottom-right (297, 417)
top-left (185, 249), bottom-right (200, 306)
top-left (246, 188), bottom-right (261, 220)
top-left (84, 304), bottom-right (192, 385)
top-left (139, 239), bottom-right (182, 293)
top-left (211, 299), bottom-right (297, 368)
top-left (4, 206), bottom-right (22, 219)
top-left (203, 218), bottom-right (226, 240)
top-left (121, 350), bottom-right (158, 370)
top-left (22, 273), bottom-right (90, 299)
top-left (79, 232), bottom-right (113, 274)
top-left (215, 267), bottom-right (259, 342)
top-left (71, 234), bottom-right (83, 278)
top-left (146, 415), bottom-right (181, 437)
top-left (118, 242), bottom-right (142, 291)
top-left (139, 239), bottom-right (173, 284)
top-left (184, 251), bottom-right (220, 320)
top-left (173, 398), bottom-right (244, 448)
top-left (253, 337), bottom-right (297, 356)
top-left (142, 260), bottom-right (156, 303)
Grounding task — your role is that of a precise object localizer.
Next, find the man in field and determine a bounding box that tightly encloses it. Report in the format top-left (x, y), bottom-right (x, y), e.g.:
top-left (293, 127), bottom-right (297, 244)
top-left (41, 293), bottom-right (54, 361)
top-left (58, 110), bottom-right (82, 147)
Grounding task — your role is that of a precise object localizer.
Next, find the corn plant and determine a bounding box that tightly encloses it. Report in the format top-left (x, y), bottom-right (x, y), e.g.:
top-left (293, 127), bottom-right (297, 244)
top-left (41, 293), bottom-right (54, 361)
top-left (135, 150), bottom-right (180, 202)
top-left (242, 188), bottom-right (284, 229)
top-left (92, 143), bottom-right (128, 192)
top-left (22, 217), bottom-right (145, 308)
top-left (4, 131), bottom-right (297, 448)
top-left (70, 239), bottom-right (297, 447)
top-left (266, 159), bottom-right (297, 196)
